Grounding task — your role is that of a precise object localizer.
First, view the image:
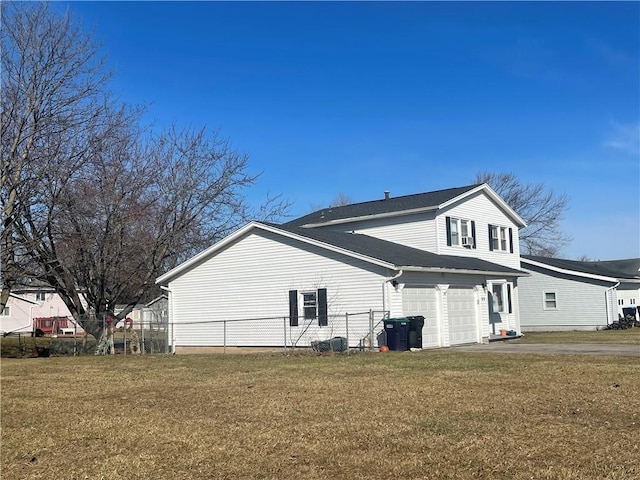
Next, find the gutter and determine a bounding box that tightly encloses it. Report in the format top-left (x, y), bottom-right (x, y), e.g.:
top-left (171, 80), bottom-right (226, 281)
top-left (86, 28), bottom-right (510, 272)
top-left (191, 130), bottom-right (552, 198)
top-left (399, 266), bottom-right (529, 277)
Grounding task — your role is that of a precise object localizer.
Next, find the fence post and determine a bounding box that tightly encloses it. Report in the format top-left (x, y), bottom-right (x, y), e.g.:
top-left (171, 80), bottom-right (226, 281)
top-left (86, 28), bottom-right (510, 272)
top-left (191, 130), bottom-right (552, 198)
top-left (223, 320), bottom-right (227, 354)
top-left (345, 313), bottom-right (350, 354)
top-left (283, 317), bottom-right (288, 354)
top-left (369, 309), bottom-right (374, 351)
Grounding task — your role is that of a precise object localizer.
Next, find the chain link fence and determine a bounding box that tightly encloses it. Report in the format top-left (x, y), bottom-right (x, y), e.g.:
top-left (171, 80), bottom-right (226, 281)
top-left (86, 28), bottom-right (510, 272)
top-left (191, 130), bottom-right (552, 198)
top-left (169, 310), bottom-right (390, 353)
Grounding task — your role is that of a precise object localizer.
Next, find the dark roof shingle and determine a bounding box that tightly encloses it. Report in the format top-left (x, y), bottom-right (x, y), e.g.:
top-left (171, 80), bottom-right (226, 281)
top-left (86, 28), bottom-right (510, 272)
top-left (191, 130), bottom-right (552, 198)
top-left (274, 223), bottom-right (525, 275)
top-left (285, 184), bottom-right (481, 227)
top-left (522, 255), bottom-right (640, 280)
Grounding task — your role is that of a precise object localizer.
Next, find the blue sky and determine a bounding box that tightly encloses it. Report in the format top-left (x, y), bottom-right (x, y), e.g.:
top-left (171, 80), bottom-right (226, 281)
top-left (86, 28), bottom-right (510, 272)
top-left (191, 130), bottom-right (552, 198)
top-left (60, 1), bottom-right (639, 260)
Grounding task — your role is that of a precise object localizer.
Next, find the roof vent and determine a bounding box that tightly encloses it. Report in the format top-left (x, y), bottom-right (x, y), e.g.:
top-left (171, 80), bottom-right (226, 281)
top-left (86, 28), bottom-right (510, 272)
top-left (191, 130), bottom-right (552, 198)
top-left (384, 190), bottom-right (390, 200)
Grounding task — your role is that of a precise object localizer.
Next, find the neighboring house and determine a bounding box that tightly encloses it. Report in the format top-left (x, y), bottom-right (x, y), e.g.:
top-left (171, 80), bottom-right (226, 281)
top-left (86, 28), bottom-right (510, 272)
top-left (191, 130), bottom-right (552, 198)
top-left (0, 285), bottom-right (86, 336)
top-left (156, 184), bottom-right (528, 353)
top-left (115, 295), bottom-right (168, 330)
top-left (519, 256), bottom-right (640, 331)
top-left (0, 294), bottom-right (39, 335)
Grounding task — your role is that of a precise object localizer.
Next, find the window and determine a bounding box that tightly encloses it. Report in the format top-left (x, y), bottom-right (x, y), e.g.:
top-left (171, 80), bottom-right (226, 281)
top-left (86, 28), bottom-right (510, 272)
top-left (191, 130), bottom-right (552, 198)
top-left (544, 292), bottom-right (557, 310)
top-left (489, 225), bottom-right (513, 253)
top-left (631, 298), bottom-right (637, 305)
top-left (618, 299), bottom-right (624, 305)
top-left (302, 292), bottom-right (317, 320)
top-left (288, 288), bottom-right (328, 327)
top-left (36, 292), bottom-right (46, 301)
top-left (1, 306), bottom-right (9, 316)
top-left (446, 217), bottom-right (475, 248)
top-left (492, 284), bottom-right (504, 313)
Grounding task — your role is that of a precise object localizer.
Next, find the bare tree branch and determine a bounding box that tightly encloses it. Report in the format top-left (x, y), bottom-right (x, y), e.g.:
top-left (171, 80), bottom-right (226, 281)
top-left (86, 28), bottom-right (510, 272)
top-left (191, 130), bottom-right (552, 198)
top-left (475, 171), bottom-right (571, 257)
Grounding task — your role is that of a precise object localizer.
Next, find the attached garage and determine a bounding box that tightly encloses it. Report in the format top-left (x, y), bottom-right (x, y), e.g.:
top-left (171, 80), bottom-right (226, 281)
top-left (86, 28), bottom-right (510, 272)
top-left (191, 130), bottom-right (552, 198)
top-left (446, 287), bottom-right (479, 345)
top-left (402, 286), bottom-right (440, 348)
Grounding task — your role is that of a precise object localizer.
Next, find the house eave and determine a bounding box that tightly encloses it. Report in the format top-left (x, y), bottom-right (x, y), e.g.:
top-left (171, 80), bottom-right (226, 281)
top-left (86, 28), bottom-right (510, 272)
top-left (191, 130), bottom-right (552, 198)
top-left (399, 266), bottom-right (529, 277)
top-left (521, 258), bottom-right (621, 283)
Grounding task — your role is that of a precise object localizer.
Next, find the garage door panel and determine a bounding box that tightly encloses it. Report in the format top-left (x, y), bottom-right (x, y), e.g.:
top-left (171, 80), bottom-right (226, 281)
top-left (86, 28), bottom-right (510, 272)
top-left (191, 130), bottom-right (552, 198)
top-left (447, 287), bottom-right (478, 345)
top-left (402, 287), bottom-right (439, 348)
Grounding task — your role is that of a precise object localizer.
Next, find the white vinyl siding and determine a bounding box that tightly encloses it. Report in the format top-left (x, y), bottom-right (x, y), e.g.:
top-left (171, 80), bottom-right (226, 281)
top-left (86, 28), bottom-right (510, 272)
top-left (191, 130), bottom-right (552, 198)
top-left (519, 265), bottom-right (615, 331)
top-left (168, 230), bottom-right (388, 347)
top-left (438, 191), bottom-right (521, 270)
top-left (313, 210), bottom-right (439, 254)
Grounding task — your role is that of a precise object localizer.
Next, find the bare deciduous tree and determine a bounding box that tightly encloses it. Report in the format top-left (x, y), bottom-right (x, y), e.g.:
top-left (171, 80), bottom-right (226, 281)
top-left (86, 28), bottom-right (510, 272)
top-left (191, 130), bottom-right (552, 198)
top-left (1, 2), bottom-right (288, 342)
top-left (475, 172), bottom-right (571, 257)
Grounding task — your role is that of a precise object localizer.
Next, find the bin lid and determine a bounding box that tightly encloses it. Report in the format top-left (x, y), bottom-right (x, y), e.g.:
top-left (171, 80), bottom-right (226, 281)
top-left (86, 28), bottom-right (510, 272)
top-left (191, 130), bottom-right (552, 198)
top-left (385, 317), bottom-right (409, 323)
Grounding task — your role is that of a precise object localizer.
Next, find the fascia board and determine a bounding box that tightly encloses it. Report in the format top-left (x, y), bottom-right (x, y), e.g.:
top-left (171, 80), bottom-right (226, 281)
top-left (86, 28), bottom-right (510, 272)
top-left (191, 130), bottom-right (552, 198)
top-left (400, 266), bottom-right (530, 277)
top-left (9, 293), bottom-right (39, 305)
top-left (521, 258), bottom-right (619, 283)
top-left (156, 222), bottom-right (260, 285)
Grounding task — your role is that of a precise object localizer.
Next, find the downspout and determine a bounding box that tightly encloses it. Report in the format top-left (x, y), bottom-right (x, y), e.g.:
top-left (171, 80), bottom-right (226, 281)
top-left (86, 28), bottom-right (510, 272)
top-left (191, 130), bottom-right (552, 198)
top-left (605, 282), bottom-right (620, 326)
top-left (382, 269), bottom-right (403, 317)
top-left (160, 286), bottom-right (175, 354)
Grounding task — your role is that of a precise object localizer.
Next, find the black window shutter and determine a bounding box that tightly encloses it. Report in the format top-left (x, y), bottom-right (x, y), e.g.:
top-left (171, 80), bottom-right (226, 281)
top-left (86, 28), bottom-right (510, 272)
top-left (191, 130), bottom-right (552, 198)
top-left (289, 290), bottom-right (298, 326)
top-left (509, 228), bottom-right (514, 253)
top-left (445, 217), bottom-right (452, 246)
top-left (488, 224), bottom-right (494, 251)
top-left (471, 221), bottom-right (477, 249)
top-left (317, 288), bottom-right (328, 326)
top-left (507, 284), bottom-right (513, 314)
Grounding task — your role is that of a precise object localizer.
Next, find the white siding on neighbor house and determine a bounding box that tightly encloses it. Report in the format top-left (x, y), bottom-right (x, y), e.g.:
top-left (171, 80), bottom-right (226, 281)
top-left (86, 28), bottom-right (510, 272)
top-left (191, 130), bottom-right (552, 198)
top-left (617, 288), bottom-right (640, 317)
top-left (167, 229), bottom-right (392, 348)
top-left (438, 191), bottom-right (521, 270)
top-left (315, 210), bottom-right (439, 254)
top-left (519, 267), bottom-right (615, 331)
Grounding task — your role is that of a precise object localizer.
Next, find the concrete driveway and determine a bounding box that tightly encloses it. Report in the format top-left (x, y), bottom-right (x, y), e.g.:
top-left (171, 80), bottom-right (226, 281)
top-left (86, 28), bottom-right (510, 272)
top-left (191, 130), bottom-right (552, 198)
top-left (451, 342), bottom-right (640, 357)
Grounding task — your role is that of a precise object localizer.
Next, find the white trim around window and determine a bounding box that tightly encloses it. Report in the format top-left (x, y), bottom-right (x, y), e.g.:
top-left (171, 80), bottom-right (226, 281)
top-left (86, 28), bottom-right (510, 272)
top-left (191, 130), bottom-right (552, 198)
top-left (543, 291), bottom-right (558, 310)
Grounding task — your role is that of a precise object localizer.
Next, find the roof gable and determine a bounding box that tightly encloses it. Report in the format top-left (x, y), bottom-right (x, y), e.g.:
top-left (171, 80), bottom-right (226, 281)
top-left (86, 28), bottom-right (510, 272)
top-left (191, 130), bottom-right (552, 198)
top-left (157, 221), bottom-right (526, 284)
top-left (285, 183), bottom-right (525, 228)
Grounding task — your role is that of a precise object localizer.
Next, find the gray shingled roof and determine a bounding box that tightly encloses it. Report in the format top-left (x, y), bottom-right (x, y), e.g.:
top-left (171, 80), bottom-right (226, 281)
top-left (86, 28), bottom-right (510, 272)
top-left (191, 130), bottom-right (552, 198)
top-left (522, 255), bottom-right (640, 280)
top-left (274, 223), bottom-right (525, 275)
top-left (285, 184), bottom-right (481, 227)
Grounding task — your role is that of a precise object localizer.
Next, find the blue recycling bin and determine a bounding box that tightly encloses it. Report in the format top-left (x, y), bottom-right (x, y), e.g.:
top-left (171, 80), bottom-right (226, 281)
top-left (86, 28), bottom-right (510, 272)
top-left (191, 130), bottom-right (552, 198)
top-left (383, 318), bottom-right (410, 351)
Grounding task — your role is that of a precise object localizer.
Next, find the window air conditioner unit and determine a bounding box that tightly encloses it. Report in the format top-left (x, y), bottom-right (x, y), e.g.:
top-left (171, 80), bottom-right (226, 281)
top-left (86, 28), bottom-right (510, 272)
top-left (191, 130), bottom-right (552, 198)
top-left (461, 236), bottom-right (474, 247)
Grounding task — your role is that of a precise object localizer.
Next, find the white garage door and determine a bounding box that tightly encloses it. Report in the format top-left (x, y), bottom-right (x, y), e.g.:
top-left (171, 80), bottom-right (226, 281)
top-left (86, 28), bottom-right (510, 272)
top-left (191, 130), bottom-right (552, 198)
top-left (447, 287), bottom-right (479, 345)
top-left (402, 286), bottom-right (440, 348)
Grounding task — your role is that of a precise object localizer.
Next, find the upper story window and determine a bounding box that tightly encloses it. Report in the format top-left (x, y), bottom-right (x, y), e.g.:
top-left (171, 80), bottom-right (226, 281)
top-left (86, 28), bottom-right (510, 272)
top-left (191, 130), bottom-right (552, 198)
top-left (489, 224), bottom-right (514, 253)
top-left (35, 292), bottom-right (46, 301)
top-left (1, 306), bottom-right (10, 316)
top-left (446, 217), bottom-right (476, 249)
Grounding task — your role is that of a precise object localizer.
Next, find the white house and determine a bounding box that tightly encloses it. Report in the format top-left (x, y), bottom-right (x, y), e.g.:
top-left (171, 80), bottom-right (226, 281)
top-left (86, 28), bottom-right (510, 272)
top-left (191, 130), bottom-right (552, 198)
top-left (519, 256), bottom-right (640, 331)
top-left (156, 184), bottom-right (528, 353)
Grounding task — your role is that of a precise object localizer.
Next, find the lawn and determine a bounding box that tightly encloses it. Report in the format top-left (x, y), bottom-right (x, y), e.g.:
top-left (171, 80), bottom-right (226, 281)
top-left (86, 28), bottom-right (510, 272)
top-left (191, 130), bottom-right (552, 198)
top-left (516, 328), bottom-right (640, 344)
top-left (2, 350), bottom-right (639, 479)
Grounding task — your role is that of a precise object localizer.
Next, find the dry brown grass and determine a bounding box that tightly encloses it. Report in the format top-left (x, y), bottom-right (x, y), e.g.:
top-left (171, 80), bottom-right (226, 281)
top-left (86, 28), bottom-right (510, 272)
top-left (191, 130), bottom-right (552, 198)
top-left (2, 350), bottom-right (639, 479)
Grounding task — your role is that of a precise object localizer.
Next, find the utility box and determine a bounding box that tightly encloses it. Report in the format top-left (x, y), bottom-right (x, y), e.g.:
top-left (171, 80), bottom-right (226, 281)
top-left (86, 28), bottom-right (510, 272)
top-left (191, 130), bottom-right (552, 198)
top-left (383, 318), bottom-right (410, 351)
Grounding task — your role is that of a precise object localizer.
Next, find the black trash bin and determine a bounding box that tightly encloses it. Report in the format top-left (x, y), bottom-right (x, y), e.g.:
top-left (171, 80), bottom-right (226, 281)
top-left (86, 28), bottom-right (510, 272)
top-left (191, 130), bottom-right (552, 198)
top-left (407, 315), bottom-right (425, 349)
top-left (383, 318), bottom-right (410, 351)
